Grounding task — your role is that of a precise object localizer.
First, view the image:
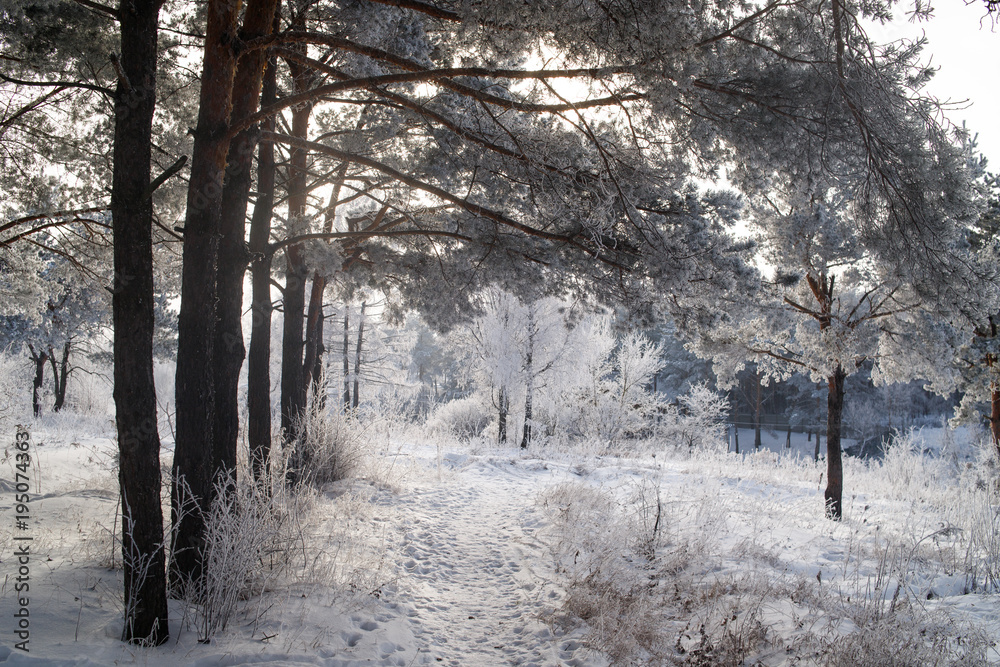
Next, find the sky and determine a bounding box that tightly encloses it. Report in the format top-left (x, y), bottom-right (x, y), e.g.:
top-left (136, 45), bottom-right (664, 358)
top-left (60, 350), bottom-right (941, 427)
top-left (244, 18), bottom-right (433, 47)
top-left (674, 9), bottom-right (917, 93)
top-left (868, 1), bottom-right (1000, 168)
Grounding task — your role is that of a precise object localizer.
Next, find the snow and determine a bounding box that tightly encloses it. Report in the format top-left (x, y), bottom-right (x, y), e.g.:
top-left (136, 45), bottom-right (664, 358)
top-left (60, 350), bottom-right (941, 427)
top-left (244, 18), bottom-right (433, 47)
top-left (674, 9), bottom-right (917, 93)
top-left (1, 418), bottom-right (998, 665)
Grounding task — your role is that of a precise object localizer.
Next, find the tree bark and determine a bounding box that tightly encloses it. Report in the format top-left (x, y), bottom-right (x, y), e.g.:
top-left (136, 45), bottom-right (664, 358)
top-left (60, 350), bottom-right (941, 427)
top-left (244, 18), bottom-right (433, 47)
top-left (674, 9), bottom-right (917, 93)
top-left (310, 307), bottom-right (326, 406)
top-left (110, 0), bottom-right (169, 642)
top-left (278, 6), bottom-right (314, 452)
top-left (990, 386), bottom-right (1000, 460)
top-left (213, 0), bottom-right (280, 485)
top-left (520, 308), bottom-right (534, 450)
top-left (352, 301), bottom-right (365, 410)
top-left (732, 398), bottom-right (739, 454)
top-left (753, 371), bottom-right (762, 451)
top-left (278, 103), bottom-right (311, 446)
top-left (247, 41), bottom-right (278, 485)
top-left (343, 309), bottom-right (351, 410)
top-left (50, 341), bottom-right (70, 412)
top-left (28, 345), bottom-right (47, 417)
top-left (302, 162), bottom-right (349, 404)
top-left (498, 386), bottom-right (508, 443)
top-left (172, 0), bottom-right (245, 591)
top-left (825, 365), bottom-right (846, 520)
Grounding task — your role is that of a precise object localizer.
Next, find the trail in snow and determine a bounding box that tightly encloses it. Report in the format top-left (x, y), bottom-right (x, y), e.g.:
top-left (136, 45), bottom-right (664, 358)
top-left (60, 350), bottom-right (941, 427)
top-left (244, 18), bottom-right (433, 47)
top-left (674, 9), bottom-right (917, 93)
top-left (380, 452), bottom-right (604, 666)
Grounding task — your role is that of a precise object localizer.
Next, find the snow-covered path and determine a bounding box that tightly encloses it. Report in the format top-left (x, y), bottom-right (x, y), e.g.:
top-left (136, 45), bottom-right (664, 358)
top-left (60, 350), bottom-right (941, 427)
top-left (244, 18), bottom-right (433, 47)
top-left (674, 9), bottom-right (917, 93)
top-left (384, 453), bottom-right (604, 666)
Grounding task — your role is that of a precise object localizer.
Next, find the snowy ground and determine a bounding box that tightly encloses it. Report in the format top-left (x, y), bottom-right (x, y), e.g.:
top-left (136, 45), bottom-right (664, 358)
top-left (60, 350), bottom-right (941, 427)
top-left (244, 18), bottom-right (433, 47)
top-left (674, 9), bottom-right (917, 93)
top-left (0, 416), bottom-right (998, 665)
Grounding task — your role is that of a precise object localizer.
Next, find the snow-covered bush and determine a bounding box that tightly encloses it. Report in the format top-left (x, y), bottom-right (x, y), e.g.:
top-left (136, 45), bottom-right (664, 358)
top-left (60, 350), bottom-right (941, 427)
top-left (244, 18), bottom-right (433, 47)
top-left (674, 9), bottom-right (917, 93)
top-left (427, 396), bottom-right (489, 440)
top-left (662, 381), bottom-right (729, 451)
top-left (289, 402), bottom-right (368, 487)
top-left (194, 469), bottom-right (300, 640)
top-left (560, 323), bottom-right (666, 446)
top-left (540, 481), bottom-right (669, 662)
top-left (0, 348), bottom-right (27, 426)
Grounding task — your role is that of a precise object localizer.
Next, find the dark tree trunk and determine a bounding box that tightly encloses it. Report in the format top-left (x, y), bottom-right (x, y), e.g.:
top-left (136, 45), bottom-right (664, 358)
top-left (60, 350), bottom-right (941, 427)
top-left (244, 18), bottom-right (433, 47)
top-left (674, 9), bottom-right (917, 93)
top-left (498, 387), bottom-right (508, 443)
top-left (302, 276), bottom-right (326, 399)
top-left (172, 0), bottom-right (245, 591)
top-left (247, 38), bottom-right (279, 485)
top-left (50, 341), bottom-right (70, 412)
top-left (343, 309), bottom-right (351, 410)
top-left (520, 370), bottom-right (533, 449)
top-left (753, 371), bottom-right (762, 451)
top-left (352, 301), bottom-right (365, 410)
top-left (311, 307), bottom-right (325, 406)
top-left (732, 399), bottom-right (739, 454)
top-left (213, 0), bottom-right (280, 485)
top-left (302, 162), bottom-right (349, 404)
top-left (28, 345), bottom-right (47, 417)
top-left (814, 431), bottom-right (821, 462)
top-left (279, 101), bottom-right (311, 447)
top-left (991, 387), bottom-right (1000, 460)
top-left (825, 365), bottom-right (846, 520)
top-left (110, 0), bottom-right (169, 642)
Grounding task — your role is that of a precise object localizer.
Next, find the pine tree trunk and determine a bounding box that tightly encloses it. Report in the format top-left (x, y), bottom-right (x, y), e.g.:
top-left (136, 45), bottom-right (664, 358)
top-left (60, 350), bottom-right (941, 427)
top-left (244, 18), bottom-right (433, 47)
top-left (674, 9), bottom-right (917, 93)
top-left (342, 309), bottom-right (351, 410)
top-left (172, 0), bottom-right (245, 591)
top-left (303, 276), bottom-right (326, 399)
top-left (311, 309), bottom-right (326, 407)
top-left (28, 345), bottom-right (47, 417)
top-left (825, 365), bottom-right (846, 520)
top-left (279, 104), bottom-right (311, 449)
top-left (110, 0), bottom-right (168, 641)
top-left (279, 17), bottom-right (313, 455)
top-left (302, 162), bottom-right (349, 405)
top-left (352, 302), bottom-right (365, 410)
top-left (246, 43), bottom-right (278, 485)
top-left (213, 0), bottom-right (279, 484)
top-left (990, 386), bottom-right (1000, 460)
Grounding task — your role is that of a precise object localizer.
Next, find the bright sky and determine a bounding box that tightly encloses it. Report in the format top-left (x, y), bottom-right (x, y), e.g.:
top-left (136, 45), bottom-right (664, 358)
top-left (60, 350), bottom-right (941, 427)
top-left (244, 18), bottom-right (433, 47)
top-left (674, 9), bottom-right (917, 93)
top-left (867, 1), bottom-right (999, 168)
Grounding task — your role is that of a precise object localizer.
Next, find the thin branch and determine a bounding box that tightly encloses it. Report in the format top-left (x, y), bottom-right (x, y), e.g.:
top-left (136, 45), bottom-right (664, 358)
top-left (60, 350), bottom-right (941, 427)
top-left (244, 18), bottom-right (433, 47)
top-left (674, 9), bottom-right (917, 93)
top-left (262, 130), bottom-right (626, 268)
top-left (0, 86), bottom-right (69, 133)
top-left (360, 0), bottom-right (460, 21)
top-left (0, 72), bottom-right (113, 96)
top-left (70, 0), bottom-right (119, 19)
top-left (143, 155), bottom-right (188, 200)
top-left (0, 206), bottom-right (108, 237)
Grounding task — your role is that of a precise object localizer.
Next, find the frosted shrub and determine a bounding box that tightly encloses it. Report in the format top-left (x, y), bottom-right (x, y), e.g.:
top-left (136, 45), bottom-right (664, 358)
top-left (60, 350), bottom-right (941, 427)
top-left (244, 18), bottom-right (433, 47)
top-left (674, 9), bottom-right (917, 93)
top-left (427, 396), bottom-right (489, 440)
top-left (289, 402), bottom-right (367, 487)
top-left (819, 615), bottom-right (989, 667)
top-left (0, 349), bottom-right (27, 426)
top-left (540, 481), bottom-right (670, 662)
top-left (197, 471), bottom-right (293, 639)
top-left (168, 466), bottom-right (314, 642)
top-left (662, 382), bottom-right (729, 452)
top-left (65, 364), bottom-right (114, 416)
top-left (879, 430), bottom-right (950, 501)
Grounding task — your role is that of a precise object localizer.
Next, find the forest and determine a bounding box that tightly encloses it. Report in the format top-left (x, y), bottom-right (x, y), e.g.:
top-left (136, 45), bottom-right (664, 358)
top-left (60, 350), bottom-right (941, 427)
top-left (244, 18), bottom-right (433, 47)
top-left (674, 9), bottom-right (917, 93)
top-left (2, 0), bottom-right (1000, 663)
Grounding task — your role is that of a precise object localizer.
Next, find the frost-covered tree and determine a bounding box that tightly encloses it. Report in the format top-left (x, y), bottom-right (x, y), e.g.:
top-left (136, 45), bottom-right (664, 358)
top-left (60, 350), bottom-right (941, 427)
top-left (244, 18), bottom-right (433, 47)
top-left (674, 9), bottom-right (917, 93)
top-left (462, 290), bottom-right (528, 444)
top-left (559, 316), bottom-right (665, 444)
top-left (933, 174), bottom-right (1000, 457)
top-left (0, 242), bottom-right (109, 415)
top-left (687, 170), bottom-right (988, 519)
